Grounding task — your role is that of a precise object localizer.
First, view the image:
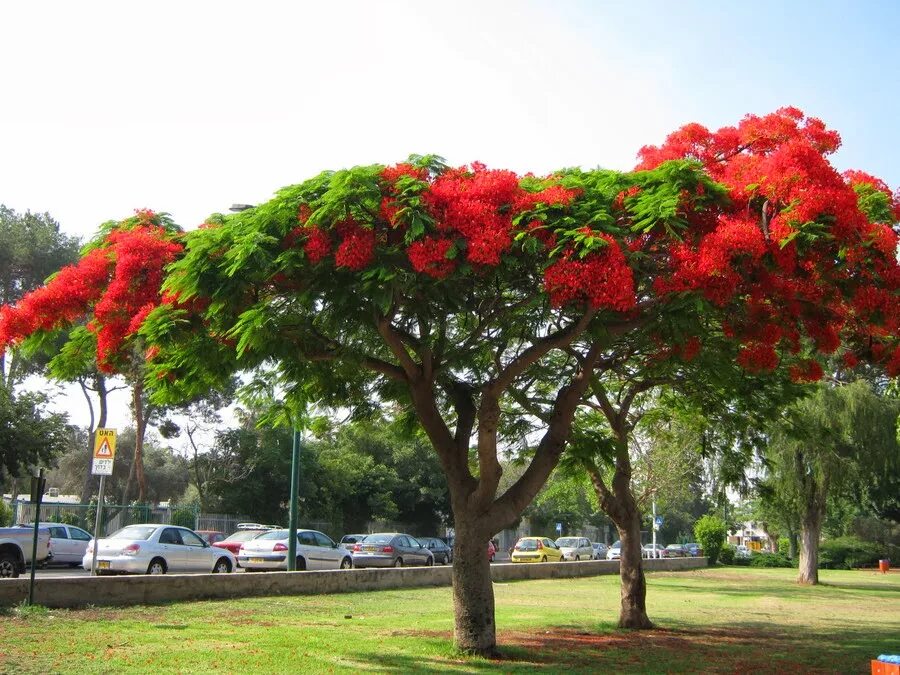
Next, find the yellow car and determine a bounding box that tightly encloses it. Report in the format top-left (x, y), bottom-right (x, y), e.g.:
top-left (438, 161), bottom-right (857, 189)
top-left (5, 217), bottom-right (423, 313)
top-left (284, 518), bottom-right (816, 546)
top-left (510, 537), bottom-right (565, 563)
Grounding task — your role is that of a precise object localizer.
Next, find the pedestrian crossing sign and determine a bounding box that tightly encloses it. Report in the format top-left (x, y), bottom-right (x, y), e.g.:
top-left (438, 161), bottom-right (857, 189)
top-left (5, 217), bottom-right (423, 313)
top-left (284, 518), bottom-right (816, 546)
top-left (92, 428), bottom-right (117, 475)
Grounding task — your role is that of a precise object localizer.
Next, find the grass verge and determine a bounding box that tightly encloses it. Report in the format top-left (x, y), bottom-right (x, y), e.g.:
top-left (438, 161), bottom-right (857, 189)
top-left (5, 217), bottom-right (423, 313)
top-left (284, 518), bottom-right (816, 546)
top-left (0, 567), bottom-right (896, 673)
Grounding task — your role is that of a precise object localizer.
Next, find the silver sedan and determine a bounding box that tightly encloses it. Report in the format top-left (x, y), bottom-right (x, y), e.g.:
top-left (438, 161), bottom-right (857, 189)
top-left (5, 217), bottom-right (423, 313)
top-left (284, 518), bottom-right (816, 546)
top-left (238, 529), bottom-right (353, 571)
top-left (83, 524), bottom-right (236, 575)
top-left (350, 533), bottom-right (434, 568)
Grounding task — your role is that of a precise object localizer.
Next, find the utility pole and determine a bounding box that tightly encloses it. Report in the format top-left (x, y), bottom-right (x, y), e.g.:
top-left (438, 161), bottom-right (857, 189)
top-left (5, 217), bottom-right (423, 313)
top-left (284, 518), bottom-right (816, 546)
top-left (287, 426), bottom-right (300, 571)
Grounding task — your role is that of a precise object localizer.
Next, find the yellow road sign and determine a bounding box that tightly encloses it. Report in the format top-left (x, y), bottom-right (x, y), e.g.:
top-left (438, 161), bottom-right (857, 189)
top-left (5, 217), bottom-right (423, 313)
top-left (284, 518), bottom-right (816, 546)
top-left (92, 428), bottom-right (117, 476)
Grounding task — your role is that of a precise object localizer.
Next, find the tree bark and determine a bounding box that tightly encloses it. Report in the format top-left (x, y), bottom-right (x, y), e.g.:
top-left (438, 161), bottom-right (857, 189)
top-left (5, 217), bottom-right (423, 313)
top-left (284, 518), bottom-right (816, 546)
top-left (451, 518), bottom-right (497, 656)
top-left (786, 528), bottom-right (798, 560)
top-left (616, 508), bottom-right (652, 629)
top-left (79, 376), bottom-right (108, 503)
top-left (798, 508), bottom-right (822, 585)
top-left (133, 381), bottom-right (147, 503)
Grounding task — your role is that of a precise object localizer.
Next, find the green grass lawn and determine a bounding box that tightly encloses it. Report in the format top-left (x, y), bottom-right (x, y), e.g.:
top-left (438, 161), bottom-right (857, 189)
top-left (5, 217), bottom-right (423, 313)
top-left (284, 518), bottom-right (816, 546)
top-left (1, 567), bottom-right (897, 673)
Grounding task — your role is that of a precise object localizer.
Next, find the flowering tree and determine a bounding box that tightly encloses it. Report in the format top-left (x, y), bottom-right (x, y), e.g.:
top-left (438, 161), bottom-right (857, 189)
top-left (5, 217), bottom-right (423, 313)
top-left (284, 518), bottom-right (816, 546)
top-left (0, 210), bottom-right (183, 503)
top-left (563, 108), bottom-right (899, 628)
top-left (138, 109), bottom-right (895, 653)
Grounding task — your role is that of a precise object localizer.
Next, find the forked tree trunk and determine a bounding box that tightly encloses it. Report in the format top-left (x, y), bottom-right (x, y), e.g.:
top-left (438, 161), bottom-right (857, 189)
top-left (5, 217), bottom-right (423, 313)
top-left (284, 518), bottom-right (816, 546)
top-left (133, 381), bottom-right (147, 503)
top-left (451, 519), bottom-right (497, 656)
top-left (798, 509), bottom-right (822, 585)
top-left (80, 376), bottom-right (108, 503)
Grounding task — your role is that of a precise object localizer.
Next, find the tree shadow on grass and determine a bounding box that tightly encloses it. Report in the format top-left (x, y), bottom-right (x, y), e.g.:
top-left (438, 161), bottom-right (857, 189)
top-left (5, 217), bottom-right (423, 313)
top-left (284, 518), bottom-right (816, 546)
top-left (359, 622), bottom-right (896, 674)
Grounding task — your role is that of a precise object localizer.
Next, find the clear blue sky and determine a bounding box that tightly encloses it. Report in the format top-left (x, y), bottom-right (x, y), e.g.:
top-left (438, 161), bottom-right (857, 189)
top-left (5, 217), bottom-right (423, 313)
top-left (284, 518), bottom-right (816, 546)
top-left (1, 0), bottom-right (896, 431)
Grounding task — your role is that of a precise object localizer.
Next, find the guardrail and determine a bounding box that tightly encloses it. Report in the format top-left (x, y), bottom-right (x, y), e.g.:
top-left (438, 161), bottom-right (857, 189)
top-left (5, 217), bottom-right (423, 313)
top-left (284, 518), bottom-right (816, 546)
top-left (0, 557), bottom-right (707, 609)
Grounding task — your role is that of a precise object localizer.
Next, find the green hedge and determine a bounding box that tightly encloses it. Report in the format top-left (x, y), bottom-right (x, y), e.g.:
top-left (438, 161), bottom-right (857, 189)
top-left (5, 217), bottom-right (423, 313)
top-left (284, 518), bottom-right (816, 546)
top-left (819, 536), bottom-right (892, 570)
top-left (749, 552), bottom-right (794, 568)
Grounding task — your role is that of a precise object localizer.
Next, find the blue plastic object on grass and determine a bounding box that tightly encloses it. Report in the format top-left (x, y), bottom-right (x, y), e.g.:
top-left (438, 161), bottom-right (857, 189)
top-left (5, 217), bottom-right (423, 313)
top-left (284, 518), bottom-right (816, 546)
top-left (877, 655), bottom-right (900, 664)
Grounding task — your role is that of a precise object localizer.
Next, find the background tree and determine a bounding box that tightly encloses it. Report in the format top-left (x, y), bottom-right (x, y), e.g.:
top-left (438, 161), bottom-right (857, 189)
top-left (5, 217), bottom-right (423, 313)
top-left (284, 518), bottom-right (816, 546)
top-left (0, 385), bottom-right (72, 484)
top-left (0, 204), bottom-right (80, 389)
top-left (760, 379), bottom-right (899, 584)
top-left (0, 210), bottom-right (183, 504)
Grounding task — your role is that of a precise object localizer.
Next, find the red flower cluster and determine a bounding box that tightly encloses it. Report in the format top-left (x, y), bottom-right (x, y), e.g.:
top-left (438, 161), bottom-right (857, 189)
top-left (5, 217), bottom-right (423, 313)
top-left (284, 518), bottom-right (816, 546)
top-left (334, 221), bottom-right (375, 271)
top-left (543, 235), bottom-right (635, 311)
top-left (407, 236), bottom-right (455, 278)
top-left (0, 224), bottom-right (182, 373)
top-left (736, 342), bottom-right (779, 373)
top-left (789, 359), bottom-right (824, 383)
top-left (304, 227), bottom-right (332, 263)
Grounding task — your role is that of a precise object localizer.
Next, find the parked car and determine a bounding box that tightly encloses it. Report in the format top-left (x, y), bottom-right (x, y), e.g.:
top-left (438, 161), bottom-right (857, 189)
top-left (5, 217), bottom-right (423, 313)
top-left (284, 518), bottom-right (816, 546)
top-left (339, 534), bottom-right (369, 551)
top-left (642, 543), bottom-right (668, 558)
top-left (665, 544), bottom-right (688, 558)
top-left (211, 528), bottom-right (269, 563)
top-left (555, 536), bottom-right (594, 561)
top-left (15, 522), bottom-right (93, 567)
top-left (0, 526), bottom-right (51, 578)
top-left (83, 524), bottom-right (235, 575)
top-left (351, 533), bottom-right (434, 568)
top-left (239, 529), bottom-right (353, 571)
top-left (592, 542), bottom-right (609, 560)
top-left (196, 530), bottom-right (226, 546)
top-left (735, 544), bottom-right (752, 559)
top-left (684, 542), bottom-right (703, 556)
top-left (606, 540), bottom-right (623, 560)
top-left (418, 537), bottom-right (452, 564)
top-left (487, 540), bottom-right (496, 562)
top-left (510, 537), bottom-right (564, 563)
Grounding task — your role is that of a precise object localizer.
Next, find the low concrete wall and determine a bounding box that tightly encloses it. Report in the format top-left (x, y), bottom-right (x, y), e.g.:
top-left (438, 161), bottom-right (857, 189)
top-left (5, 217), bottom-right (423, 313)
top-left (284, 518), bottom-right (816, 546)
top-left (0, 557), bottom-right (707, 609)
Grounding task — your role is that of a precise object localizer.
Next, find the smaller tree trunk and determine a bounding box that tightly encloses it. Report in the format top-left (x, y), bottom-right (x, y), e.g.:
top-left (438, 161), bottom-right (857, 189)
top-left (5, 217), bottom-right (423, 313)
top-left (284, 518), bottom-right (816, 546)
top-left (798, 512), bottom-right (822, 585)
top-left (616, 509), bottom-right (653, 629)
top-left (133, 382), bottom-right (147, 503)
top-left (451, 519), bottom-right (498, 657)
top-left (786, 528), bottom-right (798, 560)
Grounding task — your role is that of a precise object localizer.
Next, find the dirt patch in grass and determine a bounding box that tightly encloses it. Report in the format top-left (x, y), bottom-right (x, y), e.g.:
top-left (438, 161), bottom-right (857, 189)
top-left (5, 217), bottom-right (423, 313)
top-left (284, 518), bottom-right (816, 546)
top-left (495, 626), bottom-right (835, 673)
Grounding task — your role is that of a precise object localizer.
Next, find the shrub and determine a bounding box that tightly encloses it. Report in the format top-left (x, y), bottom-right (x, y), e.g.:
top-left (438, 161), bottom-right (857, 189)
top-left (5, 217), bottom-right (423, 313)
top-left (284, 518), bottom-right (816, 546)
top-left (170, 507), bottom-right (196, 529)
top-left (749, 552), bottom-right (793, 568)
top-left (778, 537), bottom-right (791, 556)
top-left (0, 500), bottom-right (13, 527)
top-left (694, 515), bottom-right (727, 565)
top-left (719, 545), bottom-right (735, 565)
top-left (819, 536), bottom-right (886, 570)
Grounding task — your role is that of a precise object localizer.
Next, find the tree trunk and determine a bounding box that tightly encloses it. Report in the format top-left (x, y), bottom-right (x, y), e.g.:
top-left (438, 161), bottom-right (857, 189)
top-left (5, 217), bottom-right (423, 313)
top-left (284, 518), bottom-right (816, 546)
top-left (787, 530), bottom-right (798, 560)
top-left (80, 376), bottom-right (107, 503)
top-left (614, 503), bottom-right (653, 629)
top-left (451, 519), bottom-right (497, 656)
top-left (798, 510), bottom-right (822, 585)
top-left (133, 381), bottom-right (147, 503)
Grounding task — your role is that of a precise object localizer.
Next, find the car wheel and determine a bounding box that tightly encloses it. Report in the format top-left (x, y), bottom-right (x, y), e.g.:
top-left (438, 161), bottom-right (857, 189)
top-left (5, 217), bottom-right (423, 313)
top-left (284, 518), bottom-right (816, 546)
top-left (574, 555), bottom-right (580, 562)
top-left (393, 558), bottom-right (403, 568)
top-left (447, 553), bottom-right (452, 564)
top-left (295, 556), bottom-right (307, 571)
top-left (0, 552), bottom-right (19, 578)
top-left (340, 557), bottom-right (352, 570)
top-left (212, 558), bottom-right (232, 573)
top-left (425, 556), bottom-right (434, 567)
top-left (69, 562), bottom-right (81, 569)
top-left (147, 558), bottom-right (167, 575)
top-left (541, 555), bottom-right (547, 563)
top-left (489, 554), bottom-right (494, 563)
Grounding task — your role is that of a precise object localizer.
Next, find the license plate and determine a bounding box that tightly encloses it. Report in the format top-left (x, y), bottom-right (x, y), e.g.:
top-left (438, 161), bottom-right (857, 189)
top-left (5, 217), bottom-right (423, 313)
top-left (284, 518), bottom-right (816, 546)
top-left (250, 557), bottom-right (265, 563)
top-left (98, 561), bottom-right (110, 569)
top-left (363, 545), bottom-right (376, 551)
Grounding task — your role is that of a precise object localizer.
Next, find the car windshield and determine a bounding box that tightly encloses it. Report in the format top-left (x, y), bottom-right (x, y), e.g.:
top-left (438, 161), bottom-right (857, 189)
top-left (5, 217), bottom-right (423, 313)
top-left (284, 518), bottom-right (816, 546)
top-left (341, 535), bottom-right (366, 543)
top-left (223, 530), bottom-right (264, 543)
top-left (611, 541), bottom-right (622, 549)
top-left (256, 529), bottom-right (290, 540)
top-left (556, 538), bottom-right (578, 547)
top-left (362, 534), bottom-right (395, 544)
top-left (109, 525), bottom-right (158, 540)
top-left (666, 545), bottom-right (681, 549)
top-left (516, 539), bottom-right (539, 551)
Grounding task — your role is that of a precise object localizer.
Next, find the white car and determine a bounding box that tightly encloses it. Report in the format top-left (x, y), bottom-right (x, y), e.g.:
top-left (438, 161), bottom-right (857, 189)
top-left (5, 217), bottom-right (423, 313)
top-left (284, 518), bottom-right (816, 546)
top-left (83, 524), bottom-right (236, 575)
top-left (642, 543), bottom-right (668, 559)
top-left (606, 540), bottom-right (623, 560)
top-left (555, 536), bottom-right (594, 561)
top-left (16, 522), bottom-right (93, 567)
top-left (735, 544), bottom-right (752, 559)
top-left (238, 529), bottom-right (353, 571)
